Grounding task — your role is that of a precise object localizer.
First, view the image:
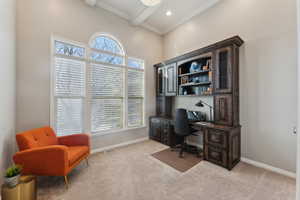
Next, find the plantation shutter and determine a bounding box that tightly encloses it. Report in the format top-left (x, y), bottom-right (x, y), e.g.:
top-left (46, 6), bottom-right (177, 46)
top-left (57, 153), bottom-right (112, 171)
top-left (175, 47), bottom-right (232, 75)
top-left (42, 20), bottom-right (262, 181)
top-left (128, 69), bottom-right (144, 127)
top-left (55, 57), bottom-right (85, 136)
top-left (90, 63), bottom-right (124, 132)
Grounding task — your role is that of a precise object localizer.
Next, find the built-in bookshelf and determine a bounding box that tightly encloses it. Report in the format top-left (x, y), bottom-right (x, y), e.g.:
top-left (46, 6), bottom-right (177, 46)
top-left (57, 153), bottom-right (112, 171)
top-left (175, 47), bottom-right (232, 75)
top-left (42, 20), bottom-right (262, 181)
top-left (177, 53), bottom-right (213, 96)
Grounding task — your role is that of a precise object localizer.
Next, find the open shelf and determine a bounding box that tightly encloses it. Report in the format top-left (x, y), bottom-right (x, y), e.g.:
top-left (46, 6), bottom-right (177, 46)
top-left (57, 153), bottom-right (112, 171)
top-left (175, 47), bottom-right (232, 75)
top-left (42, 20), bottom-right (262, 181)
top-left (177, 94), bottom-right (212, 97)
top-left (178, 70), bottom-right (211, 77)
top-left (177, 52), bottom-right (213, 97)
top-left (180, 81), bottom-right (212, 87)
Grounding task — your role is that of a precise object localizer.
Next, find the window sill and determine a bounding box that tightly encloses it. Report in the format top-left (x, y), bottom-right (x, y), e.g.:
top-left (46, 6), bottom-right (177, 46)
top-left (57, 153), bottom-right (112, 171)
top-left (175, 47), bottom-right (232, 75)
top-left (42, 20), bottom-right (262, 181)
top-left (91, 126), bottom-right (147, 137)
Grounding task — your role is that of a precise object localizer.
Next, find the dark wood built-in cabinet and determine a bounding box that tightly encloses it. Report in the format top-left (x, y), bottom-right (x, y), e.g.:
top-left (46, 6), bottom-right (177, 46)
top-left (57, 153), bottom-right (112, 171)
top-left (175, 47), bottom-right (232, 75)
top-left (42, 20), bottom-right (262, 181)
top-left (165, 63), bottom-right (177, 96)
top-left (151, 36), bottom-right (244, 170)
top-left (149, 117), bottom-right (179, 147)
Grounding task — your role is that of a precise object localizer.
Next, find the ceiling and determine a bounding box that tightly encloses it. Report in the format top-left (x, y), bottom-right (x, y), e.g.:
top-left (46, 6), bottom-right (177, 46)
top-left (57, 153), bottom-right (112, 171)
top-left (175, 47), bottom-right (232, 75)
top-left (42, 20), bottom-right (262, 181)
top-left (85, 0), bottom-right (221, 35)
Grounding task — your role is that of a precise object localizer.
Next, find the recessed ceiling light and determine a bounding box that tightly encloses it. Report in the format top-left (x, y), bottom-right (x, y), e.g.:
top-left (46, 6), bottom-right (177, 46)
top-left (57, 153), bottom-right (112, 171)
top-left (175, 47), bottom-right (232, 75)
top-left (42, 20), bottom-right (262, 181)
top-left (140, 0), bottom-right (161, 7)
top-left (166, 10), bottom-right (172, 16)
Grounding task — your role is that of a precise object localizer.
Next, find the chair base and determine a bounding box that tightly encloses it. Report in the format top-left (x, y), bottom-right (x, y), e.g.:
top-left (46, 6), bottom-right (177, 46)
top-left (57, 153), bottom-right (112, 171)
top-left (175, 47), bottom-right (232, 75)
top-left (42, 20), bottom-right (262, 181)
top-left (173, 137), bottom-right (202, 158)
top-left (64, 176), bottom-right (68, 189)
top-left (64, 158), bottom-right (89, 189)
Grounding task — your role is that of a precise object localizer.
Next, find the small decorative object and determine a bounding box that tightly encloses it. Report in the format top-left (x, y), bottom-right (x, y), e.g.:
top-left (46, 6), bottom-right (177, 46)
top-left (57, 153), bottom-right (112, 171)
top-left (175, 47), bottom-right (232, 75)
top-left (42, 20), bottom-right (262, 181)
top-left (179, 87), bottom-right (183, 95)
top-left (202, 65), bottom-right (209, 71)
top-left (208, 71), bottom-right (213, 81)
top-left (190, 62), bottom-right (200, 73)
top-left (183, 90), bottom-right (188, 95)
top-left (207, 87), bottom-right (212, 93)
top-left (181, 76), bottom-right (189, 84)
top-left (206, 59), bottom-right (212, 69)
top-left (195, 87), bottom-right (201, 95)
top-left (193, 77), bottom-right (200, 83)
top-left (4, 165), bottom-right (22, 187)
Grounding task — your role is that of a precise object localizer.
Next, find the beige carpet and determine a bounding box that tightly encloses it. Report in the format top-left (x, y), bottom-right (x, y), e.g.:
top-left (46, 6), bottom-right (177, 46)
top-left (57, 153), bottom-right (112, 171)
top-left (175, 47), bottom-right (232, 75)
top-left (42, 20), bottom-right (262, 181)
top-left (152, 148), bottom-right (202, 172)
top-left (37, 140), bottom-right (296, 200)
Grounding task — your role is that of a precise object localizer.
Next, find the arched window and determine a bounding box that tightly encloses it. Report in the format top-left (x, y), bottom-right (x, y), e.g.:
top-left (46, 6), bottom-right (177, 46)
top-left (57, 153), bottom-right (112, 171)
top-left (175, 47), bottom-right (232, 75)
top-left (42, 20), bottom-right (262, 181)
top-left (52, 34), bottom-right (145, 136)
top-left (89, 34), bottom-right (125, 65)
top-left (90, 35), bottom-right (124, 55)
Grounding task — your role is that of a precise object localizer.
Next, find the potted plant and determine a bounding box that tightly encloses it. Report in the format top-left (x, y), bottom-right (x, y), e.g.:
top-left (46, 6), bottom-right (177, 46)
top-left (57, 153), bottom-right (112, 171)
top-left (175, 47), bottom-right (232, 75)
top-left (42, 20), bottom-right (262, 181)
top-left (4, 165), bottom-right (22, 187)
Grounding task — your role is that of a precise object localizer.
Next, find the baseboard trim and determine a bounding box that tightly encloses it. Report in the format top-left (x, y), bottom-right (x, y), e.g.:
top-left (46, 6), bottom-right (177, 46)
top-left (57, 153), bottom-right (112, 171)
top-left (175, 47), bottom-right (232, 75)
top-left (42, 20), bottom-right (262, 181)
top-left (91, 137), bottom-right (149, 154)
top-left (241, 157), bottom-right (296, 179)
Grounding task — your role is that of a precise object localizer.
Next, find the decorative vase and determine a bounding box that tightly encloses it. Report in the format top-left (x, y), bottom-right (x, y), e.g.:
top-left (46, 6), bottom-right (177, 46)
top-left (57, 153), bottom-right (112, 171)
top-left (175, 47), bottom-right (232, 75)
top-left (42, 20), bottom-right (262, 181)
top-left (190, 62), bottom-right (200, 73)
top-left (5, 174), bottom-right (20, 187)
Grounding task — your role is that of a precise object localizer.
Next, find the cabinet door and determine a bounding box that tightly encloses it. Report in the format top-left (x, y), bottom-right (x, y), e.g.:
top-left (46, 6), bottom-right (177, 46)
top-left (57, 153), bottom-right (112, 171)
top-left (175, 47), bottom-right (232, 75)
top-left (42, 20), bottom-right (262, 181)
top-left (214, 47), bottom-right (232, 94)
top-left (206, 129), bottom-right (228, 149)
top-left (157, 67), bottom-right (165, 96)
top-left (150, 118), bottom-right (161, 141)
top-left (214, 94), bottom-right (233, 126)
top-left (205, 145), bottom-right (227, 168)
top-left (165, 63), bottom-right (177, 96)
top-left (161, 120), bottom-right (170, 145)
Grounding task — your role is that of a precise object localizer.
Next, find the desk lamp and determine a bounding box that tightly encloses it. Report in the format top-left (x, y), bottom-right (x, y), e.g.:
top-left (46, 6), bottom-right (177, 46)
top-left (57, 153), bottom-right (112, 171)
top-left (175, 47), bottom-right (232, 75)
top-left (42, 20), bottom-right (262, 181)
top-left (195, 100), bottom-right (213, 122)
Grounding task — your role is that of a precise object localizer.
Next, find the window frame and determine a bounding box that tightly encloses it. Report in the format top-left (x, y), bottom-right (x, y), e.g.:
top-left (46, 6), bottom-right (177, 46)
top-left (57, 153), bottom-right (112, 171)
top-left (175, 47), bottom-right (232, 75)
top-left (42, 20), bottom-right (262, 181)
top-left (50, 34), bottom-right (146, 137)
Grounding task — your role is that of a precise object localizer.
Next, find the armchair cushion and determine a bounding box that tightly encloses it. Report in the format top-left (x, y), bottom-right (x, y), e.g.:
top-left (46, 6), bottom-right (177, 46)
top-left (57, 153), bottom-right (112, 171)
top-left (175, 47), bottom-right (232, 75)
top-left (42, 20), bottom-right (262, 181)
top-left (16, 126), bottom-right (58, 151)
top-left (13, 145), bottom-right (68, 176)
top-left (58, 134), bottom-right (90, 147)
top-left (68, 146), bottom-right (89, 166)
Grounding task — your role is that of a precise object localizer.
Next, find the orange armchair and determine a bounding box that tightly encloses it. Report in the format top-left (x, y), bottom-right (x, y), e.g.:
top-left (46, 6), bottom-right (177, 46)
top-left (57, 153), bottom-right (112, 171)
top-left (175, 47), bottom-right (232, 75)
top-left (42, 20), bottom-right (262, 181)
top-left (13, 126), bottom-right (90, 186)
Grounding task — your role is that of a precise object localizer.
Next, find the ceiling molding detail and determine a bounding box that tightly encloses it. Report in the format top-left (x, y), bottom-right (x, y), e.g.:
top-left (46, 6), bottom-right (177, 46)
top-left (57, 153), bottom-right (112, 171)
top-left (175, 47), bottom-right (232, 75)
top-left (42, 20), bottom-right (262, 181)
top-left (95, 0), bottom-right (163, 35)
top-left (131, 5), bottom-right (161, 26)
top-left (85, 0), bottom-right (97, 7)
top-left (161, 0), bottom-right (221, 34)
top-left (96, 1), bottom-right (131, 20)
top-left (85, 0), bottom-right (221, 36)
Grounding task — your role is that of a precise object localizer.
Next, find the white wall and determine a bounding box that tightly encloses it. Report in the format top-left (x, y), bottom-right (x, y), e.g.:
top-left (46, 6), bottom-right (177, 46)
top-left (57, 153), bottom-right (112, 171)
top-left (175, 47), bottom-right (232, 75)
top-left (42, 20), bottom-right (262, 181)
top-left (0, 0), bottom-right (16, 184)
top-left (164, 0), bottom-right (297, 172)
top-left (16, 0), bottom-right (163, 150)
top-left (296, 0), bottom-right (300, 197)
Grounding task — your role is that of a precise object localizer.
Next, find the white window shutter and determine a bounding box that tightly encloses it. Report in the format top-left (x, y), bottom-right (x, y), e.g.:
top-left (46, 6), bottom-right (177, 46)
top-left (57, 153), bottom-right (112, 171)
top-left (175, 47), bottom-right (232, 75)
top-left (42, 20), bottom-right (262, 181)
top-left (128, 69), bottom-right (144, 97)
top-left (128, 98), bottom-right (143, 127)
top-left (91, 99), bottom-right (123, 132)
top-left (90, 63), bottom-right (124, 132)
top-left (56, 98), bottom-right (83, 136)
top-left (90, 64), bottom-right (123, 97)
top-left (55, 57), bottom-right (85, 97)
top-left (127, 68), bottom-right (144, 127)
top-left (54, 57), bottom-right (85, 136)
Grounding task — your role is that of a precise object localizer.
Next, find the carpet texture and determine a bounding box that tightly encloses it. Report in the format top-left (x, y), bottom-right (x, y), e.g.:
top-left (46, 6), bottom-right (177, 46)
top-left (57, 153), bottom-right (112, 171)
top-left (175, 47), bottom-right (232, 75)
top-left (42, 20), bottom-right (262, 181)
top-left (152, 148), bottom-right (202, 172)
top-left (37, 140), bottom-right (296, 200)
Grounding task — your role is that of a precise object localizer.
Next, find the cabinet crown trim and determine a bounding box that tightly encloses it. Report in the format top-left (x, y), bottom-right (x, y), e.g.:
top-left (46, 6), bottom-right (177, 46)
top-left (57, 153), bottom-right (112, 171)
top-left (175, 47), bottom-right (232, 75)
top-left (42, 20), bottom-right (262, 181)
top-left (154, 36), bottom-right (244, 68)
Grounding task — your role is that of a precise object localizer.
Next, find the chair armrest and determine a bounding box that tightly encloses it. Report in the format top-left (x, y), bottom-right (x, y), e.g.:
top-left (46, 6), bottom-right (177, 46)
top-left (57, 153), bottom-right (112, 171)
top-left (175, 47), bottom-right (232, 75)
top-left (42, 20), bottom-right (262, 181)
top-left (58, 134), bottom-right (90, 147)
top-left (13, 145), bottom-right (69, 176)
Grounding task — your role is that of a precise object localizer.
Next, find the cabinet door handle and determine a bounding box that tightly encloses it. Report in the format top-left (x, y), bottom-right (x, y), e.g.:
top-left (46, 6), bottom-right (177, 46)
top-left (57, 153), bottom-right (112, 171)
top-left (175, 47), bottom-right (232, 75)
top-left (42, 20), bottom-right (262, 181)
top-left (211, 152), bottom-right (219, 158)
top-left (211, 135), bottom-right (220, 142)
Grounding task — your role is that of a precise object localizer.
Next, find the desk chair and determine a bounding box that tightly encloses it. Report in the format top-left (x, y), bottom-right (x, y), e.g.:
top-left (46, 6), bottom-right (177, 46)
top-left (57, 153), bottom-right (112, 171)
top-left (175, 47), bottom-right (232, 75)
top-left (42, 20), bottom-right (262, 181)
top-left (174, 109), bottom-right (201, 158)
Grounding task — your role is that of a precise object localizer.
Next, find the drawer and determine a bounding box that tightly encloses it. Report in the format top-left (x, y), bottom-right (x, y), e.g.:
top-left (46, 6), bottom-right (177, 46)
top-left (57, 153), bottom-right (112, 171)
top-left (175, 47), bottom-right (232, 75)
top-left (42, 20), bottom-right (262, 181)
top-left (205, 145), bottom-right (227, 168)
top-left (151, 118), bottom-right (161, 123)
top-left (205, 129), bottom-right (227, 148)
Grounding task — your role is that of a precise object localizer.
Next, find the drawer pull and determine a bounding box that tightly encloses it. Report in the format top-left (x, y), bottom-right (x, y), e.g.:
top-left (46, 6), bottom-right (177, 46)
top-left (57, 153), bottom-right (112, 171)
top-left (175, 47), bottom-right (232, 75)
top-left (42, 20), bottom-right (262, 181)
top-left (211, 135), bottom-right (220, 142)
top-left (211, 152), bottom-right (219, 158)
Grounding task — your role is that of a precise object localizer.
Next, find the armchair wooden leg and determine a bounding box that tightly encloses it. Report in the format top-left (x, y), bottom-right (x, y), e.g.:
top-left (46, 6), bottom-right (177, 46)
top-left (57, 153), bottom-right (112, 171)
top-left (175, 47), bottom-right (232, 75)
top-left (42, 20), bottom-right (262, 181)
top-left (86, 158), bottom-right (89, 166)
top-left (64, 176), bottom-right (69, 189)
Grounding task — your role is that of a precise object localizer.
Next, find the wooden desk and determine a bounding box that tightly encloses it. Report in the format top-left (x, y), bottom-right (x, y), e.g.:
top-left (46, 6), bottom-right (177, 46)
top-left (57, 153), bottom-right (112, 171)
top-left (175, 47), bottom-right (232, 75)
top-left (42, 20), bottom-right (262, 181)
top-left (191, 122), bottom-right (241, 170)
top-left (149, 117), bottom-right (241, 170)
